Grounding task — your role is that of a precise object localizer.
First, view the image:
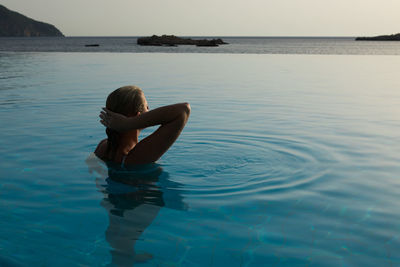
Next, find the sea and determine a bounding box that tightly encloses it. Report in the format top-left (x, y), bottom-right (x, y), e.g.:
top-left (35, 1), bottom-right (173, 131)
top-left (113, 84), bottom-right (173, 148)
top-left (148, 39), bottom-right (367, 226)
top-left (0, 36), bottom-right (400, 54)
top-left (0, 37), bottom-right (399, 266)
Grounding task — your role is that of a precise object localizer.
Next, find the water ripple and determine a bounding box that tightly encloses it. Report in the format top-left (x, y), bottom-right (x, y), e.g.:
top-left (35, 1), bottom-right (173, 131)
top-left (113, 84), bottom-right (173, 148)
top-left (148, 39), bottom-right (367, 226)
top-left (166, 131), bottom-right (335, 202)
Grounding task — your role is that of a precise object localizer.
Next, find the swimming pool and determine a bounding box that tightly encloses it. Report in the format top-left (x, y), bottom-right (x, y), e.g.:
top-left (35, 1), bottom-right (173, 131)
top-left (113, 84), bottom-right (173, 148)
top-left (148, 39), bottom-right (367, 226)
top-left (0, 53), bottom-right (399, 266)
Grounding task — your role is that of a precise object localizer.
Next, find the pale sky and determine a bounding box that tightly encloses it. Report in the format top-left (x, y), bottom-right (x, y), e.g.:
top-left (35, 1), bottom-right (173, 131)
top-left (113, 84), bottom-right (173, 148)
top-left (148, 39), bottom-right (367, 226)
top-left (2, 0), bottom-right (400, 36)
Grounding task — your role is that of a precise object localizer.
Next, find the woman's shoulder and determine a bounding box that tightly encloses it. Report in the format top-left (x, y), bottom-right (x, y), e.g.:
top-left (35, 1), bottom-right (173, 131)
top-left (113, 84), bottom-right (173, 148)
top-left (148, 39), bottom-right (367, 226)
top-left (94, 139), bottom-right (108, 160)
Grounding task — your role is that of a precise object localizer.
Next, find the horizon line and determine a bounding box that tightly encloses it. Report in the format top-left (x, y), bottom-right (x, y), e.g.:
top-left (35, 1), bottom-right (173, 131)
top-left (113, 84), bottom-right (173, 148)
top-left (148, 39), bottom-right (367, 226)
top-left (59, 35), bottom-right (358, 38)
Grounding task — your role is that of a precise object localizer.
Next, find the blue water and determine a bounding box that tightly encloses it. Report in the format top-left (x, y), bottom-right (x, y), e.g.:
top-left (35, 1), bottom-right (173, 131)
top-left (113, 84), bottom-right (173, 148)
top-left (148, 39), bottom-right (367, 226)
top-left (1, 52), bottom-right (400, 266)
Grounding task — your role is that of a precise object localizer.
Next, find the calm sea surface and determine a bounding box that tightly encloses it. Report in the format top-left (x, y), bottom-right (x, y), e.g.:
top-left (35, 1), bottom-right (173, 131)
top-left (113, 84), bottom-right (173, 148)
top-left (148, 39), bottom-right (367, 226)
top-left (1, 36), bottom-right (400, 55)
top-left (0, 51), bottom-right (399, 266)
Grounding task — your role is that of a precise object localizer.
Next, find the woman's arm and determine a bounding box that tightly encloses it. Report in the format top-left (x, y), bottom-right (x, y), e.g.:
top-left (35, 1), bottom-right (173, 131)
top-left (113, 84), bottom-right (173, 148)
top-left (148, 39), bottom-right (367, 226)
top-left (100, 103), bottom-right (190, 164)
top-left (100, 103), bottom-right (190, 132)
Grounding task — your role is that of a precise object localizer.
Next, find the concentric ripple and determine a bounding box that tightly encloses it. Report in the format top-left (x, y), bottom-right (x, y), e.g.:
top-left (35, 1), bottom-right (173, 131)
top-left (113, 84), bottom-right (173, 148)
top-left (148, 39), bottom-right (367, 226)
top-left (164, 130), bottom-right (336, 202)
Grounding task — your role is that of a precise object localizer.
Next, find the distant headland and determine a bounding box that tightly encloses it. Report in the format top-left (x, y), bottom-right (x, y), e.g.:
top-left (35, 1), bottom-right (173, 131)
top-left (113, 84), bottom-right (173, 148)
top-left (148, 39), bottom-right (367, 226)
top-left (137, 35), bottom-right (228, 47)
top-left (355, 33), bottom-right (400, 41)
top-left (0, 4), bottom-right (64, 37)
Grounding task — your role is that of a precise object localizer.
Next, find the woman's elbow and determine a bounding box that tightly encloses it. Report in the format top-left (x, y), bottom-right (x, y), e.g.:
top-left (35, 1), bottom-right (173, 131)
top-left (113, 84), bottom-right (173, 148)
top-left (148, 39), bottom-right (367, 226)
top-left (178, 102), bottom-right (190, 124)
top-left (182, 102), bottom-right (191, 116)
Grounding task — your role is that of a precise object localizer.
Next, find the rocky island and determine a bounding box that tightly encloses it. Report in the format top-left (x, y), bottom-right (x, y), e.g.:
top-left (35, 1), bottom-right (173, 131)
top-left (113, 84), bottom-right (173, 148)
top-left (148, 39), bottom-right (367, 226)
top-left (0, 4), bottom-right (64, 37)
top-left (356, 33), bottom-right (400, 41)
top-left (137, 35), bottom-right (228, 47)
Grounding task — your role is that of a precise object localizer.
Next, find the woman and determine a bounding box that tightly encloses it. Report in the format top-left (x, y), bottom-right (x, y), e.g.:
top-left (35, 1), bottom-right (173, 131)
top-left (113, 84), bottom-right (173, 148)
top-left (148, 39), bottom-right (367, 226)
top-left (95, 85), bottom-right (190, 166)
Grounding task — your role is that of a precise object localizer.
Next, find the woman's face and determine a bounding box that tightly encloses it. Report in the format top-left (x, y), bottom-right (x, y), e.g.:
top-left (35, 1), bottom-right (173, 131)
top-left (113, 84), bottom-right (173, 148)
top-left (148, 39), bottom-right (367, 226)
top-left (142, 94), bottom-right (149, 113)
top-left (128, 93), bottom-right (148, 117)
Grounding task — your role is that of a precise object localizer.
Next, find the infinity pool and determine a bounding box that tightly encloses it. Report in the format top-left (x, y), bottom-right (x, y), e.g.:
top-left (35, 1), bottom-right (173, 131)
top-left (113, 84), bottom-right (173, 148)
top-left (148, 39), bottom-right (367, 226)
top-left (0, 53), bottom-right (399, 266)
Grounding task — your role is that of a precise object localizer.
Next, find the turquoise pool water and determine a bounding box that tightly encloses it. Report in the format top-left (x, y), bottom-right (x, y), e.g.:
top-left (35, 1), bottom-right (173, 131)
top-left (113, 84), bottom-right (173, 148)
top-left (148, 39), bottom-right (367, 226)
top-left (0, 53), bottom-right (400, 266)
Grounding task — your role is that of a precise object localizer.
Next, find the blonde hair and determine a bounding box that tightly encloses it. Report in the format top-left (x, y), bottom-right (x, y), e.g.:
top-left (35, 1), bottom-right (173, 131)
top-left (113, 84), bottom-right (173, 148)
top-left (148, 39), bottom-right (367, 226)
top-left (106, 85), bottom-right (145, 116)
top-left (105, 85), bottom-right (146, 161)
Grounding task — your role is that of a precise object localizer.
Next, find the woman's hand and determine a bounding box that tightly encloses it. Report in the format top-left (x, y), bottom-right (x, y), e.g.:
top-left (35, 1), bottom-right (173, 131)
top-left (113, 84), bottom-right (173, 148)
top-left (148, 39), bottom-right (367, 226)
top-left (99, 108), bottom-right (131, 132)
top-left (99, 103), bottom-right (190, 164)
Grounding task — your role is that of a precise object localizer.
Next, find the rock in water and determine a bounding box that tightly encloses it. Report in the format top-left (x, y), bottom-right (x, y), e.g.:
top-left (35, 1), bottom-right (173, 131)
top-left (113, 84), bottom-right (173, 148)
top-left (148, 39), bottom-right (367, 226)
top-left (0, 4), bottom-right (64, 37)
top-left (137, 35), bottom-right (228, 47)
top-left (356, 33), bottom-right (400, 41)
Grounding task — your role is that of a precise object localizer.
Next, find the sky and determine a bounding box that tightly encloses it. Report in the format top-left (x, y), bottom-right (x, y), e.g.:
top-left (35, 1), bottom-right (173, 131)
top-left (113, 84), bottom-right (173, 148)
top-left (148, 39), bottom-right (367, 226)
top-left (2, 0), bottom-right (400, 37)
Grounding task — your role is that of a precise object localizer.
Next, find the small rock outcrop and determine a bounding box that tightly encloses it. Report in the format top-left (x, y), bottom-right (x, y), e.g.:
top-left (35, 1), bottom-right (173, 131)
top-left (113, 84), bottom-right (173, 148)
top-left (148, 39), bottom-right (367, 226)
top-left (356, 33), bottom-right (400, 41)
top-left (137, 35), bottom-right (228, 47)
top-left (0, 4), bottom-right (64, 37)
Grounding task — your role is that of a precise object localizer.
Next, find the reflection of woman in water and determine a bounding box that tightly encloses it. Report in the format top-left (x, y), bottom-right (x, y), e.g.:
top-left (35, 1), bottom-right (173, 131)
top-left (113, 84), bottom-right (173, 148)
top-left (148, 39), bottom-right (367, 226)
top-left (89, 85), bottom-right (190, 266)
top-left (86, 156), bottom-right (187, 266)
top-left (101, 165), bottom-right (163, 266)
top-left (95, 85), bottom-right (190, 165)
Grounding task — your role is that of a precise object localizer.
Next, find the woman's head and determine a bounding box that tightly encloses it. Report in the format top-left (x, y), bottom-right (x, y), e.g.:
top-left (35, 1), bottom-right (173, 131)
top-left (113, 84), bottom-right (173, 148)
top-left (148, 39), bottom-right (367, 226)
top-left (106, 85), bottom-right (147, 117)
top-left (105, 85), bottom-right (148, 161)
